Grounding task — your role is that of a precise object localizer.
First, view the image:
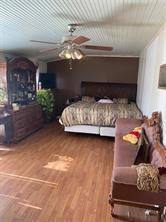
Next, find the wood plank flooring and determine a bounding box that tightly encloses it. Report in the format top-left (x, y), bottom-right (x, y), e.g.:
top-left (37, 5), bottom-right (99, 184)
top-left (0, 122), bottom-right (160, 222)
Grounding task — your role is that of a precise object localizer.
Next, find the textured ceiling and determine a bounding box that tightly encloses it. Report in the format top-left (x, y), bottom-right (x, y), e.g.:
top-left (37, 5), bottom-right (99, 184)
top-left (0, 0), bottom-right (166, 61)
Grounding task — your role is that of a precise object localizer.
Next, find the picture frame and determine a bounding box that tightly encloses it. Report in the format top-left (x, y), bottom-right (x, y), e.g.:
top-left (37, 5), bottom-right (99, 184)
top-left (158, 64), bottom-right (166, 89)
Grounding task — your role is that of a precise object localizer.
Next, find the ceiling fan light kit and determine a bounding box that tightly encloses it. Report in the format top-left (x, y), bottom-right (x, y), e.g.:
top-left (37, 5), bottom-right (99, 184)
top-left (59, 45), bottom-right (84, 60)
top-left (73, 49), bottom-right (84, 60)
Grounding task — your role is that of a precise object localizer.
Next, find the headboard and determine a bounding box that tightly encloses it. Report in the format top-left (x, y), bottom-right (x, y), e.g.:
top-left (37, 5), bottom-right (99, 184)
top-left (81, 81), bottom-right (137, 101)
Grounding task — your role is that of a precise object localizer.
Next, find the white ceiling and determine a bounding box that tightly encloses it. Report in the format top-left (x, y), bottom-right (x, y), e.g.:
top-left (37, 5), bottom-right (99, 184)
top-left (0, 0), bottom-right (166, 61)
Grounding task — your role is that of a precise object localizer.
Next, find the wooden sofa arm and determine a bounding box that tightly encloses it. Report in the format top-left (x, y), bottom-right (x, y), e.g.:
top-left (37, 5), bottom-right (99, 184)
top-left (110, 167), bottom-right (138, 217)
top-left (115, 118), bottom-right (143, 136)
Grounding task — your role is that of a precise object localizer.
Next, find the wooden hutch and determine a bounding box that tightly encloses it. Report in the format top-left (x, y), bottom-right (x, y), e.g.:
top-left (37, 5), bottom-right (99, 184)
top-left (7, 57), bottom-right (43, 142)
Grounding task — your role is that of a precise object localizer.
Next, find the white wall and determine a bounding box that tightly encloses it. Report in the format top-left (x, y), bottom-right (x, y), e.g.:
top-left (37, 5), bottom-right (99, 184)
top-left (29, 58), bottom-right (47, 73)
top-left (137, 23), bottom-right (166, 145)
top-left (37, 61), bottom-right (47, 73)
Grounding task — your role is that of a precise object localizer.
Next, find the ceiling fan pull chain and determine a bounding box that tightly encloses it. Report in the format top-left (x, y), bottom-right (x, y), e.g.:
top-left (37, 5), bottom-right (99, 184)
top-left (69, 59), bottom-right (72, 70)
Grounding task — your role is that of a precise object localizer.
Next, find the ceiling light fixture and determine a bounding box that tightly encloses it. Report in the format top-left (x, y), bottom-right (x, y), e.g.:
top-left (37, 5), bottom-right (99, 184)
top-left (59, 45), bottom-right (84, 70)
top-left (59, 45), bottom-right (84, 60)
top-left (73, 49), bottom-right (84, 60)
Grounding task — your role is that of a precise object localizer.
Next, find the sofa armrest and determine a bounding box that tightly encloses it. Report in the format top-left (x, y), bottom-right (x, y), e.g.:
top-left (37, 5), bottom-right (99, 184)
top-left (112, 167), bottom-right (137, 185)
top-left (115, 118), bottom-right (143, 136)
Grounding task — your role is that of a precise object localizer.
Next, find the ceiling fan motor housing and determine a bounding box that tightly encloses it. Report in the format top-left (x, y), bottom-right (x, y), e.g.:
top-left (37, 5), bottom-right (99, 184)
top-left (68, 24), bottom-right (77, 33)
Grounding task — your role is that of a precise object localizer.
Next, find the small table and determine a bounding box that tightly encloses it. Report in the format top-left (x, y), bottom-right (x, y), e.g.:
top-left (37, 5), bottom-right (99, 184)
top-left (0, 113), bottom-right (13, 144)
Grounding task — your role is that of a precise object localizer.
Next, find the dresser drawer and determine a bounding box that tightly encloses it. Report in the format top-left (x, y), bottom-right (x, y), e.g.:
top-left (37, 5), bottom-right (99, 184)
top-left (11, 104), bottom-right (43, 142)
top-left (14, 128), bottom-right (26, 140)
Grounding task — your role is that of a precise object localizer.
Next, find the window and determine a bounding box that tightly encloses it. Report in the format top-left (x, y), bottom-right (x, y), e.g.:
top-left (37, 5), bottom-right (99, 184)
top-left (158, 64), bottom-right (166, 89)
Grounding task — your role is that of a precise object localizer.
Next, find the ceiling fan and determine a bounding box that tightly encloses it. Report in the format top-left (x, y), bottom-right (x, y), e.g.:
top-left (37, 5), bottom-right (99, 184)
top-left (30, 24), bottom-right (113, 60)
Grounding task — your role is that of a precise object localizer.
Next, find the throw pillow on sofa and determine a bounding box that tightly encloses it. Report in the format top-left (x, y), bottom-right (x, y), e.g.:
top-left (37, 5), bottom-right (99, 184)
top-left (123, 127), bottom-right (142, 144)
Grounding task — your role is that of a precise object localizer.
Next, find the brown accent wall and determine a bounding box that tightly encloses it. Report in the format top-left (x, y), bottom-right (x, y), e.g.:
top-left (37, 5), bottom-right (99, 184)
top-left (47, 57), bottom-right (139, 115)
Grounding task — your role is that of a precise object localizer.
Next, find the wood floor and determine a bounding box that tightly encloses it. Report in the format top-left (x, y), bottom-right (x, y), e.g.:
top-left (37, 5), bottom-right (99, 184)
top-left (0, 122), bottom-right (160, 222)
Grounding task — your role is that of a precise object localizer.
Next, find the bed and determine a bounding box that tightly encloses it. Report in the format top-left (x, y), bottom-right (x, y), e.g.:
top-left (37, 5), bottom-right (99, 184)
top-left (59, 82), bottom-right (143, 137)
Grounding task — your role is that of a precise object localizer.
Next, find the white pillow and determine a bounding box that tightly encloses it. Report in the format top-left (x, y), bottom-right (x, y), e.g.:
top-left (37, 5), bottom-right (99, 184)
top-left (98, 99), bottom-right (114, 104)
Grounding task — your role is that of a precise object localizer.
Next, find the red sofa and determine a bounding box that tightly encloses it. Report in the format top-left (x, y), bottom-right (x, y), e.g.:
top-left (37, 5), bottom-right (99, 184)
top-left (109, 112), bottom-right (166, 221)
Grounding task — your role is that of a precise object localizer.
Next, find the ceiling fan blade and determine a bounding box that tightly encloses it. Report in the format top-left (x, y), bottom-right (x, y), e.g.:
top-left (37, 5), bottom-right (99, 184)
top-left (72, 36), bottom-right (90, 45)
top-left (81, 45), bottom-right (113, 51)
top-left (30, 40), bottom-right (60, 45)
top-left (40, 47), bottom-right (61, 53)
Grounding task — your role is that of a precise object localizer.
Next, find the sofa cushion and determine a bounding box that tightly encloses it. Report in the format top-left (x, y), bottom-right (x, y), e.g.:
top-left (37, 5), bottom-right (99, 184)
top-left (141, 122), bottom-right (155, 144)
top-left (150, 147), bottom-right (166, 170)
top-left (141, 123), bottom-right (165, 166)
top-left (114, 135), bottom-right (138, 168)
top-left (151, 149), bottom-right (165, 167)
top-left (143, 122), bottom-right (166, 167)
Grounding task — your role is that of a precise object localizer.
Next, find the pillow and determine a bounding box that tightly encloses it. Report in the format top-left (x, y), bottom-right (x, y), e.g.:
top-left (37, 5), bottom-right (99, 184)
top-left (113, 98), bottom-right (128, 104)
top-left (81, 96), bottom-right (95, 103)
top-left (97, 99), bottom-right (113, 104)
top-left (134, 130), bottom-right (150, 165)
top-left (150, 146), bottom-right (166, 168)
top-left (123, 127), bottom-right (142, 144)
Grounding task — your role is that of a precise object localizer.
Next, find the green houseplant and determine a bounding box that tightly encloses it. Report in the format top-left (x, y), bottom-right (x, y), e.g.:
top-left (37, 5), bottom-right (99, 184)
top-left (0, 79), bottom-right (7, 104)
top-left (37, 89), bottom-right (55, 121)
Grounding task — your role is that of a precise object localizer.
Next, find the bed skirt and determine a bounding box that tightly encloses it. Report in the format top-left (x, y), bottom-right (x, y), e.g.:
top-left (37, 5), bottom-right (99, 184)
top-left (64, 125), bottom-right (115, 137)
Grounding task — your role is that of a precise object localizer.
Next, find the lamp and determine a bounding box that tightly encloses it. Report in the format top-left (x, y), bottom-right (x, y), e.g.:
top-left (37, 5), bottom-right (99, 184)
top-left (59, 45), bottom-right (84, 60)
top-left (73, 49), bottom-right (83, 60)
top-left (59, 50), bottom-right (65, 59)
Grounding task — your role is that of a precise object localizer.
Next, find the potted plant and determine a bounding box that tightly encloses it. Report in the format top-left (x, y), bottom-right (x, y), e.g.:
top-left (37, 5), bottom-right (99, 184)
top-left (0, 79), bottom-right (7, 104)
top-left (36, 89), bottom-right (55, 122)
